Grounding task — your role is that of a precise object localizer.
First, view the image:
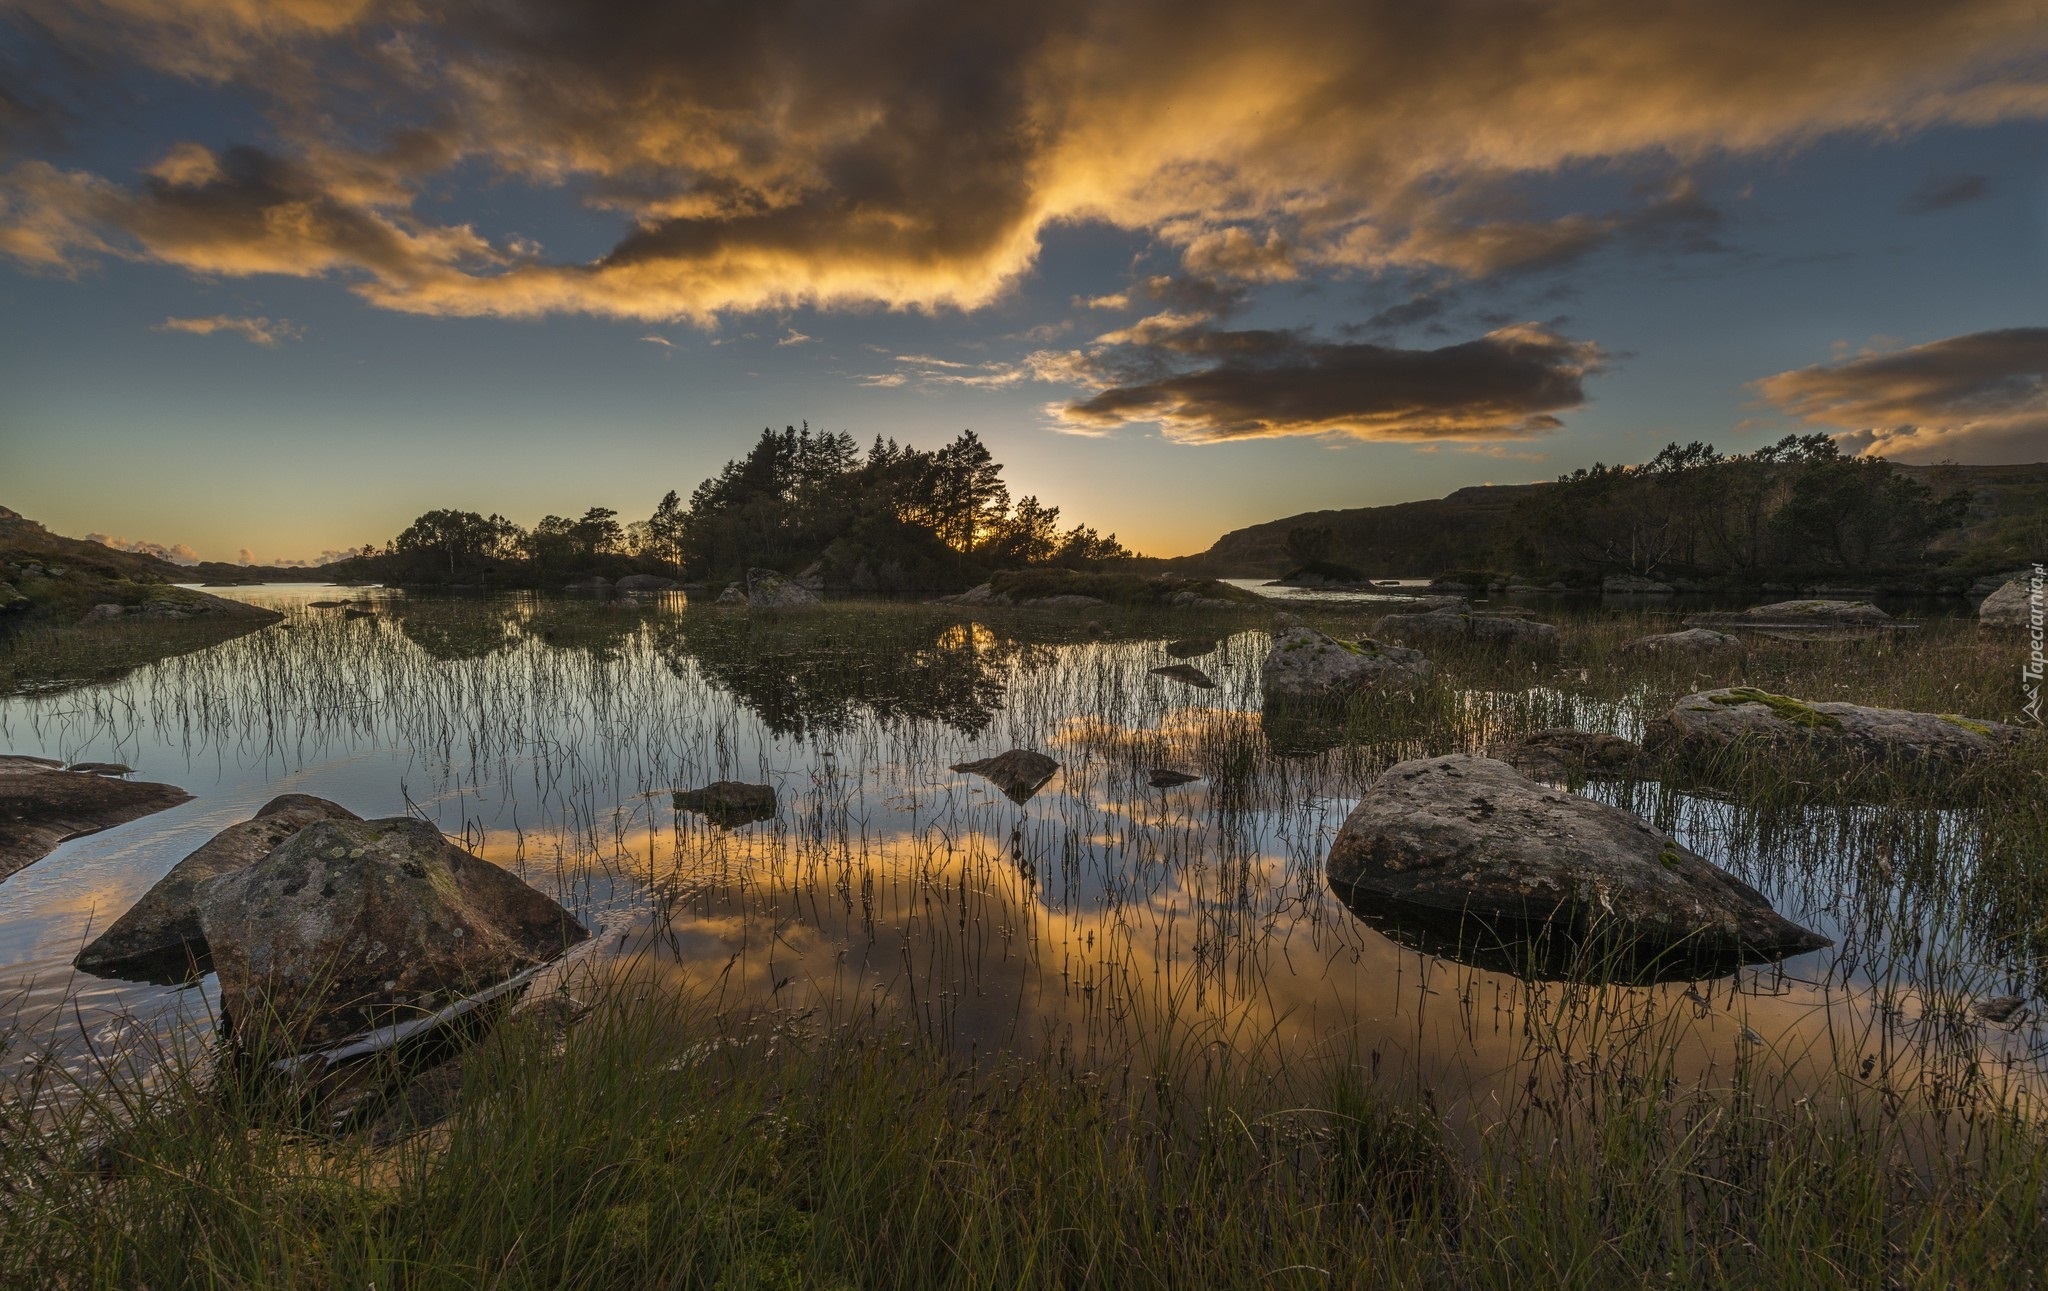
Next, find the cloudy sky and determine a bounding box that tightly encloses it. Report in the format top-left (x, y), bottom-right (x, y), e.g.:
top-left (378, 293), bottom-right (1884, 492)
top-left (2, 0), bottom-right (2045, 562)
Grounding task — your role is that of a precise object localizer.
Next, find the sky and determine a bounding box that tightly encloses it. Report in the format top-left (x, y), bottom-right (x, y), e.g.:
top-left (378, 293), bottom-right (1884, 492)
top-left (1, 1), bottom-right (2046, 564)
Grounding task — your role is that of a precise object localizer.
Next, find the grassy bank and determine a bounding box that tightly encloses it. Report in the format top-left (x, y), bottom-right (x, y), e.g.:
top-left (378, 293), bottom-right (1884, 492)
top-left (4, 981), bottom-right (2045, 1290)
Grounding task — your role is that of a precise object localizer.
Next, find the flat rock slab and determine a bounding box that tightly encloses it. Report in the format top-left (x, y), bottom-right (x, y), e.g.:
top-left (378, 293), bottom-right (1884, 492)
top-left (952, 749), bottom-right (1061, 804)
top-left (1617, 628), bottom-right (1743, 657)
top-left (1684, 600), bottom-right (1907, 640)
top-left (1373, 608), bottom-right (1559, 653)
top-left (0, 760), bottom-right (192, 882)
top-left (1149, 663), bottom-right (1216, 688)
top-left (1646, 688), bottom-right (2025, 772)
top-left (1261, 626), bottom-right (1430, 707)
top-left (1147, 768), bottom-right (1202, 788)
top-left (673, 781), bottom-right (778, 826)
top-left (1164, 638), bottom-right (1216, 659)
top-left (197, 816), bottom-right (588, 1050)
top-left (1327, 754), bottom-right (1827, 980)
top-left (75, 793), bottom-right (362, 983)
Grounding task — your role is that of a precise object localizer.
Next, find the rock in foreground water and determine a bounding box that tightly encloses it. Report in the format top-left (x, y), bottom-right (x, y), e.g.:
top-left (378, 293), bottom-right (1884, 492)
top-left (1326, 754), bottom-right (1827, 979)
top-left (952, 749), bottom-right (1061, 803)
top-left (1260, 626), bottom-right (1430, 706)
top-left (1149, 663), bottom-right (1216, 688)
top-left (673, 780), bottom-right (778, 826)
top-left (0, 758), bottom-right (192, 882)
top-left (1646, 688), bottom-right (2024, 772)
top-left (196, 817), bottom-right (588, 1050)
top-left (75, 794), bottom-right (361, 982)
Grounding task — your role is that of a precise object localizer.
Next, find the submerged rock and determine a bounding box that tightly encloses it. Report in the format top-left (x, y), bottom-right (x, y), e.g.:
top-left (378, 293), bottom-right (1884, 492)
top-left (952, 749), bottom-right (1061, 803)
top-left (1645, 688), bottom-right (2024, 773)
top-left (1149, 663), bottom-right (1217, 688)
top-left (1147, 768), bottom-right (1202, 788)
top-left (1975, 994), bottom-right (2027, 1024)
top-left (1326, 755), bottom-right (1828, 980)
top-left (1373, 607), bottom-right (1559, 653)
top-left (1498, 729), bottom-right (1648, 781)
top-left (672, 780), bottom-right (778, 826)
top-left (0, 759), bottom-right (191, 883)
top-left (196, 816), bottom-right (588, 1050)
top-left (1260, 625), bottom-right (1430, 707)
top-left (75, 794), bottom-right (361, 983)
top-left (1979, 575), bottom-right (2037, 630)
top-left (1164, 637), bottom-right (1216, 659)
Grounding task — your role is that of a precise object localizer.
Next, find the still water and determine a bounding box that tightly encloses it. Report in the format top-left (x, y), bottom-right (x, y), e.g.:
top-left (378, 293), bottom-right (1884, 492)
top-left (1, 588), bottom-right (2037, 1123)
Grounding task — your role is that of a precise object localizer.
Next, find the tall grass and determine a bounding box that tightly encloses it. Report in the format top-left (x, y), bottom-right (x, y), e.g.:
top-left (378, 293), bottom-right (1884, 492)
top-left (2, 592), bottom-right (2044, 1286)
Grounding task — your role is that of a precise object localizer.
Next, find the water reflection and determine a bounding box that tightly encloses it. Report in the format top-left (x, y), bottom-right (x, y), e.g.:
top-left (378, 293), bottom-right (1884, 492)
top-left (0, 590), bottom-right (2039, 1131)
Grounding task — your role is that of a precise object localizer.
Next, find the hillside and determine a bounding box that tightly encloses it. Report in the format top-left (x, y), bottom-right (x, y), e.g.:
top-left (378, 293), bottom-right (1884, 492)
top-left (1165, 463), bottom-right (2047, 582)
top-left (1165, 484), bottom-right (1543, 578)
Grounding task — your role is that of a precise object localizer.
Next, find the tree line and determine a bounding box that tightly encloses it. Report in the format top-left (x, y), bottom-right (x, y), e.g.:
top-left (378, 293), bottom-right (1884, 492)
top-left (339, 426), bottom-right (1130, 591)
top-left (1508, 435), bottom-right (1970, 581)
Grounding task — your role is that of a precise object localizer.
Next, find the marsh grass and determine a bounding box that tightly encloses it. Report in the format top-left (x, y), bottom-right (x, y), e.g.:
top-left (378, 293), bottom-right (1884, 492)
top-left (3, 592), bottom-right (2047, 1287)
top-left (4, 981), bottom-right (2047, 1289)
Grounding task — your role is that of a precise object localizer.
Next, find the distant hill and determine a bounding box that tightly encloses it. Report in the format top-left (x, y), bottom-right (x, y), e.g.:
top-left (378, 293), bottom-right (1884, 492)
top-left (1164, 463), bottom-right (2048, 581)
top-left (1164, 484), bottom-right (1544, 578)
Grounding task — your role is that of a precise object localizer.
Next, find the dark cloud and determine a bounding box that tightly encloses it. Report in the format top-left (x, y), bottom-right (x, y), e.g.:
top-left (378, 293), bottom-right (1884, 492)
top-left (1045, 318), bottom-right (1605, 442)
top-left (1754, 327), bottom-right (2048, 463)
top-left (0, 1), bottom-right (2045, 318)
top-left (1903, 173), bottom-right (1992, 213)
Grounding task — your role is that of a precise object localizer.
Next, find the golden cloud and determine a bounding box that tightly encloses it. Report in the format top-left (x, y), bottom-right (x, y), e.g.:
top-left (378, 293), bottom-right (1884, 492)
top-left (0, 1), bottom-right (2045, 322)
top-left (1044, 318), bottom-right (1605, 442)
top-left (1753, 328), bottom-right (2048, 464)
top-left (155, 313), bottom-right (301, 345)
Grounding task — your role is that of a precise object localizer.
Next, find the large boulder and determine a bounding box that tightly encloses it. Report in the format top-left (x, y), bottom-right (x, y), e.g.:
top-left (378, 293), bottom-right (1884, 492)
top-left (1, 758), bottom-right (191, 883)
top-left (1373, 606), bottom-right (1559, 653)
top-left (1980, 575), bottom-right (2037, 630)
top-left (75, 794), bottom-right (360, 982)
top-left (1326, 754), bottom-right (1828, 979)
top-left (1260, 626), bottom-right (1430, 707)
top-left (1617, 627), bottom-right (1743, 658)
top-left (1646, 687), bottom-right (2025, 773)
top-left (196, 817), bottom-right (588, 1049)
